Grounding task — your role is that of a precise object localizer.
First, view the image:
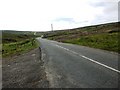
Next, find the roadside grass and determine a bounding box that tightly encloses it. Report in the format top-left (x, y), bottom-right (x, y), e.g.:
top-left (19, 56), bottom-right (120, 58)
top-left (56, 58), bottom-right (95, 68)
top-left (0, 44), bottom-right (2, 58)
top-left (2, 38), bottom-right (39, 57)
top-left (2, 32), bottom-right (35, 44)
top-left (63, 32), bottom-right (119, 53)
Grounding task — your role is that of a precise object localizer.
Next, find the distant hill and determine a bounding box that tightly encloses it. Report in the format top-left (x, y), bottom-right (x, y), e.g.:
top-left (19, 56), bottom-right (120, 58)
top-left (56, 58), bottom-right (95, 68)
top-left (1, 30), bottom-right (43, 44)
top-left (42, 22), bottom-right (119, 53)
top-left (43, 22), bottom-right (119, 42)
top-left (2, 30), bottom-right (34, 35)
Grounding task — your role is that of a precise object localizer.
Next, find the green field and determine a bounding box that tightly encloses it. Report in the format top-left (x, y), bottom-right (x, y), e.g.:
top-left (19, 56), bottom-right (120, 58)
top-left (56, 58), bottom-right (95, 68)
top-left (2, 30), bottom-right (40, 57)
top-left (63, 32), bottom-right (119, 53)
top-left (2, 39), bottom-right (39, 57)
top-left (2, 31), bottom-right (35, 44)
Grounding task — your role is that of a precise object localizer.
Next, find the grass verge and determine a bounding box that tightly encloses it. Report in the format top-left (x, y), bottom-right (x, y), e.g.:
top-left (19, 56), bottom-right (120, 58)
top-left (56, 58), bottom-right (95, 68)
top-left (63, 32), bottom-right (119, 53)
top-left (2, 38), bottom-right (39, 57)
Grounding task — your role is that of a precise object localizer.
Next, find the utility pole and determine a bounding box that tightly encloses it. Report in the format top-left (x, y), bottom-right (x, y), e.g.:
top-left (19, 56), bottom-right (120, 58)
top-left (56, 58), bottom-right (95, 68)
top-left (51, 24), bottom-right (53, 31)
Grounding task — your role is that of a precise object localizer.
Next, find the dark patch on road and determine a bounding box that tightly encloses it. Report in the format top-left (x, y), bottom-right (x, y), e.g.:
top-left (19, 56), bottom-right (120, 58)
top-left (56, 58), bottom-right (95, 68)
top-left (2, 47), bottom-right (49, 88)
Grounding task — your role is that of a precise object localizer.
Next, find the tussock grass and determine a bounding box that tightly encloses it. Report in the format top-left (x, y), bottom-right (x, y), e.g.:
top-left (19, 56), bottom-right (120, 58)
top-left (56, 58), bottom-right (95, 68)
top-left (64, 32), bottom-right (119, 53)
top-left (2, 38), bottom-right (39, 57)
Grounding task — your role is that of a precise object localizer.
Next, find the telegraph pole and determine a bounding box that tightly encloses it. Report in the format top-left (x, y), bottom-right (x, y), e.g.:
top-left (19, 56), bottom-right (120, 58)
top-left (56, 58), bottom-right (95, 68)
top-left (51, 24), bottom-right (53, 31)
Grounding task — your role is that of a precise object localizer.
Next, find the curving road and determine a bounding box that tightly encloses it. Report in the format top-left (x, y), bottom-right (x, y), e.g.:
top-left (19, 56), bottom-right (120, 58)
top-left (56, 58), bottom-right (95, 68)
top-left (37, 38), bottom-right (119, 88)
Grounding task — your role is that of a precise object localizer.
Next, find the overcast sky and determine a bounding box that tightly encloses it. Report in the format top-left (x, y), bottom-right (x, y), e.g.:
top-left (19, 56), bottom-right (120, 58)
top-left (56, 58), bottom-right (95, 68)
top-left (0, 0), bottom-right (119, 31)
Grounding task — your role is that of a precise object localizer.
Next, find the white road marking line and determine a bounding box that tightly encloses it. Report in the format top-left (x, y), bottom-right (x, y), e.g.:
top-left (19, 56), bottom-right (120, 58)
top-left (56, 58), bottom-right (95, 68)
top-left (55, 44), bottom-right (120, 73)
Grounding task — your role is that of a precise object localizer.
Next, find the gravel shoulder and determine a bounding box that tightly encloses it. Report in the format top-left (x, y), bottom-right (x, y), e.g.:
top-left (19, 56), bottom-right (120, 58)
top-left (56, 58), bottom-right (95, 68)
top-left (2, 47), bottom-right (49, 88)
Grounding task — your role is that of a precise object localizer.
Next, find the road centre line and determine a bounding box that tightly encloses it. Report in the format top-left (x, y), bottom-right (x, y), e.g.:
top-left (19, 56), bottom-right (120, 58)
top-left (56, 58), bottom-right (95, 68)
top-left (55, 44), bottom-right (120, 73)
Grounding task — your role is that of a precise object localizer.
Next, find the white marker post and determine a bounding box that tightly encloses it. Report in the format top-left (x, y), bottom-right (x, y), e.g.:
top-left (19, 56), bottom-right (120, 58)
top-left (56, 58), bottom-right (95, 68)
top-left (51, 24), bottom-right (53, 31)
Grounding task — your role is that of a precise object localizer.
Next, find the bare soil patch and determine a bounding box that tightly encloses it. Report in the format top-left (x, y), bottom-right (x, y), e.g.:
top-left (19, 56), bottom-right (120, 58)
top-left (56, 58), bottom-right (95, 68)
top-left (2, 47), bottom-right (49, 88)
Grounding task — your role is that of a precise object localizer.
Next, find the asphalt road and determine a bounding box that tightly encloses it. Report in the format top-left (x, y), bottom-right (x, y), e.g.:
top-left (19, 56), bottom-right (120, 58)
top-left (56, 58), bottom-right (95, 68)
top-left (37, 38), bottom-right (120, 88)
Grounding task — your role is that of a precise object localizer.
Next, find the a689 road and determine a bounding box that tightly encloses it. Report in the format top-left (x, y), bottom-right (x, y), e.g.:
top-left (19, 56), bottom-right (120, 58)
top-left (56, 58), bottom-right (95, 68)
top-left (37, 38), bottom-right (119, 88)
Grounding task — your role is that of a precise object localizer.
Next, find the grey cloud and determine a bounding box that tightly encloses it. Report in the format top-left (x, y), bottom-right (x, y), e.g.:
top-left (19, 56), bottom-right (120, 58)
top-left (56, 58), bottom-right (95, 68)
top-left (54, 17), bottom-right (75, 23)
top-left (89, 2), bottom-right (106, 7)
top-left (89, 1), bottom-right (118, 13)
top-left (90, 1), bottom-right (118, 24)
top-left (54, 17), bottom-right (88, 24)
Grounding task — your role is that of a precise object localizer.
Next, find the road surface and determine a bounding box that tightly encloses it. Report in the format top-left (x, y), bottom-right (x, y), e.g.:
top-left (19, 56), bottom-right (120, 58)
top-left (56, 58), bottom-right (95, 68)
top-left (37, 38), bottom-right (119, 88)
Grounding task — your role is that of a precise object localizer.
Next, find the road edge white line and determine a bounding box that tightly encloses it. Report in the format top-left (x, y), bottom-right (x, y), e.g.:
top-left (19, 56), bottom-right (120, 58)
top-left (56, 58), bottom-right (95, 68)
top-left (55, 44), bottom-right (120, 74)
